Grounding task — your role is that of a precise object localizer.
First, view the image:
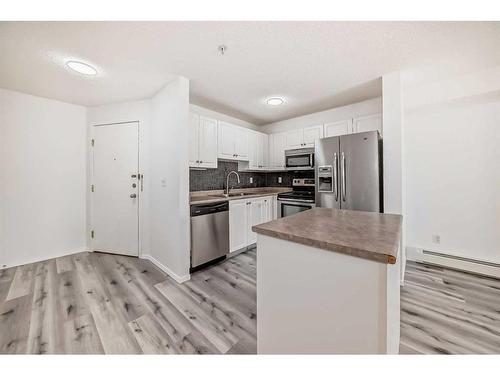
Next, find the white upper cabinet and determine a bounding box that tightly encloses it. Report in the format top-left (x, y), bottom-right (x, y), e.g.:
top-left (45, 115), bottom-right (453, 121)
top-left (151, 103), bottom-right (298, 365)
top-left (352, 114), bottom-right (383, 135)
top-left (198, 116), bottom-right (218, 168)
top-left (258, 132), bottom-right (269, 168)
top-left (303, 125), bottom-right (324, 146)
top-left (234, 126), bottom-right (249, 159)
top-left (217, 121), bottom-right (249, 161)
top-left (189, 113), bottom-right (218, 169)
top-left (324, 119), bottom-right (352, 138)
top-left (189, 113), bottom-right (200, 167)
top-left (284, 125), bottom-right (324, 149)
top-left (284, 129), bottom-right (303, 149)
top-left (270, 132), bottom-right (286, 169)
top-left (247, 131), bottom-right (259, 169)
top-left (322, 114), bottom-right (382, 139)
top-left (245, 130), bottom-right (269, 170)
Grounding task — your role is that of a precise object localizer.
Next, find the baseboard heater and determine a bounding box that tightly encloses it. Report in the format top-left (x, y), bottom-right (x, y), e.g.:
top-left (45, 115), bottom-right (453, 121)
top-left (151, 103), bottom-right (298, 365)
top-left (422, 250), bottom-right (500, 268)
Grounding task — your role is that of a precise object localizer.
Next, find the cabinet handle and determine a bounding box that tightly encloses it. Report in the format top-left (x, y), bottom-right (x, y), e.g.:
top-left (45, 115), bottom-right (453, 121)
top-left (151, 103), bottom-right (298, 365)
top-left (200, 160), bottom-right (203, 163)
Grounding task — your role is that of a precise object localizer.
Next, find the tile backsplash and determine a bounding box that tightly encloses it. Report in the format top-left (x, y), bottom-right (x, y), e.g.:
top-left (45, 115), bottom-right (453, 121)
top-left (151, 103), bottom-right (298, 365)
top-left (189, 160), bottom-right (313, 192)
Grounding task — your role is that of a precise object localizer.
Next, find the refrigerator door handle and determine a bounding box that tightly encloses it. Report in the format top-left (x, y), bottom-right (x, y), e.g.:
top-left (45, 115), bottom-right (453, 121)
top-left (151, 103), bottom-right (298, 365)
top-left (341, 152), bottom-right (346, 202)
top-left (333, 152), bottom-right (339, 201)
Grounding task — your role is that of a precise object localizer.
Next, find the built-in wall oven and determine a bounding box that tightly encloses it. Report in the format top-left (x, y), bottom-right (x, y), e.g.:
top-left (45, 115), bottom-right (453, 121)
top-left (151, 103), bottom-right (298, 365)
top-left (277, 178), bottom-right (315, 218)
top-left (285, 148), bottom-right (314, 170)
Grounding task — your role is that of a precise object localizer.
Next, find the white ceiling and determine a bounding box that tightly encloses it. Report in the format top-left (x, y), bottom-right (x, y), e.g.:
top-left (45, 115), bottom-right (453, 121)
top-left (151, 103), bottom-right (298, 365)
top-left (1, 21), bottom-right (500, 125)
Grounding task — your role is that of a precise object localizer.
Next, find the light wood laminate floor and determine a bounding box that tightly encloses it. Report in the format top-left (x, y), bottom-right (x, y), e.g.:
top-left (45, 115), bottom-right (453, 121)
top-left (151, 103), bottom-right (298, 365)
top-left (2, 251), bottom-right (500, 354)
top-left (0, 250), bottom-right (256, 354)
top-left (400, 261), bottom-right (500, 354)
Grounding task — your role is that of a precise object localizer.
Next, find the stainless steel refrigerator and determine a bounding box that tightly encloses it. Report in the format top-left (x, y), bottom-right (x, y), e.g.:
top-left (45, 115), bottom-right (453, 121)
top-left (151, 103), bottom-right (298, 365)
top-left (315, 131), bottom-right (383, 212)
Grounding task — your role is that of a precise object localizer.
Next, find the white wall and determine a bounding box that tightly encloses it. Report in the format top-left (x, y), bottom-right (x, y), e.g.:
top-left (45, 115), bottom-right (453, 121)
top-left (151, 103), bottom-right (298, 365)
top-left (382, 72), bottom-right (405, 280)
top-left (149, 77), bottom-right (191, 282)
top-left (0, 89), bottom-right (87, 267)
top-left (259, 97), bottom-right (382, 133)
top-left (190, 103), bottom-right (259, 131)
top-left (402, 67), bottom-right (500, 264)
top-left (87, 99), bottom-right (152, 256)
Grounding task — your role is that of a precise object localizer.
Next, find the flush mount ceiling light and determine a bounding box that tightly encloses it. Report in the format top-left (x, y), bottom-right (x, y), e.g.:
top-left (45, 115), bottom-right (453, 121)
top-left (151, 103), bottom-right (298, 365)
top-left (65, 60), bottom-right (97, 76)
top-left (266, 97), bottom-right (284, 106)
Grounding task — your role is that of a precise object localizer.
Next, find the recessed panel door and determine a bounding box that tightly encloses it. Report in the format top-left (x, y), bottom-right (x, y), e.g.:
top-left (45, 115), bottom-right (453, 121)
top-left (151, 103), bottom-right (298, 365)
top-left (92, 122), bottom-right (139, 256)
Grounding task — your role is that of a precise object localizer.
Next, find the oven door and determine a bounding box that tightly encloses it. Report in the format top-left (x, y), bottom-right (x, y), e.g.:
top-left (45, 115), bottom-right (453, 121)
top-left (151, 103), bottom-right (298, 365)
top-left (278, 200), bottom-right (315, 218)
top-left (285, 152), bottom-right (314, 169)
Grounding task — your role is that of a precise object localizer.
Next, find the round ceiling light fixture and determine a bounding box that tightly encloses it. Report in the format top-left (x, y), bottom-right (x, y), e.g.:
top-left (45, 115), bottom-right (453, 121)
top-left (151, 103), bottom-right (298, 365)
top-left (65, 60), bottom-right (98, 76)
top-left (266, 97), bottom-right (284, 106)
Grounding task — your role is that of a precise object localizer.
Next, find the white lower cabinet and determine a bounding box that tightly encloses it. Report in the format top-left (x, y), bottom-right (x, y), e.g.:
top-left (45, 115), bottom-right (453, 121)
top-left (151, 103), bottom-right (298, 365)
top-left (229, 199), bottom-right (248, 252)
top-left (229, 196), bottom-right (274, 253)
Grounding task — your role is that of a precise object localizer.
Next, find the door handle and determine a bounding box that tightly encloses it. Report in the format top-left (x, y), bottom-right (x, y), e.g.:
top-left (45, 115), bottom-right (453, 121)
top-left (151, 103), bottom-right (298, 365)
top-left (139, 174), bottom-right (144, 192)
top-left (333, 153), bottom-right (338, 201)
top-left (341, 152), bottom-right (346, 202)
top-left (130, 193), bottom-right (137, 198)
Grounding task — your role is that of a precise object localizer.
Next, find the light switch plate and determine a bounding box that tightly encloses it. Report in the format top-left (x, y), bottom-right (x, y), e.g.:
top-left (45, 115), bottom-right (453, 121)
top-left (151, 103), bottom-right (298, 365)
top-left (278, 177), bottom-right (282, 184)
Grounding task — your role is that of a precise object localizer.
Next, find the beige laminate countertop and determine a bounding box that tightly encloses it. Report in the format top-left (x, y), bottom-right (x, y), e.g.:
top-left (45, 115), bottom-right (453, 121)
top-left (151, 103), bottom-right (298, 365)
top-left (190, 187), bottom-right (292, 205)
top-left (252, 207), bottom-right (402, 264)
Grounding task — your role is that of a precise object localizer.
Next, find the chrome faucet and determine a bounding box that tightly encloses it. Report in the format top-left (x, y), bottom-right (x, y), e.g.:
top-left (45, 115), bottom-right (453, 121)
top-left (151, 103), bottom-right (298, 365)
top-left (225, 171), bottom-right (240, 196)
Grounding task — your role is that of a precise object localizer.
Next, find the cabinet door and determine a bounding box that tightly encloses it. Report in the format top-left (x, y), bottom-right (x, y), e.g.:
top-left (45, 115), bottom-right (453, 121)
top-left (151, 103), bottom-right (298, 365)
top-left (352, 114), bottom-right (382, 135)
top-left (256, 133), bottom-right (268, 169)
top-left (271, 196), bottom-right (278, 219)
top-left (234, 127), bottom-right (249, 160)
top-left (218, 121), bottom-right (236, 159)
top-left (285, 129), bottom-right (304, 149)
top-left (261, 196), bottom-right (272, 222)
top-left (229, 199), bottom-right (248, 252)
top-left (198, 116), bottom-right (218, 168)
top-left (261, 134), bottom-right (269, 168)
top-left (189, 113), bottom-right (199, 167)
top-left (303, 125), bottom-right (324, 146)
top-left (324, 120), bottom-right (351, 138)
top-left (247, 131), bottom-right (259, 169)
top-left (246, 198), bottom-right (263, 246)
top-left (272, 132), bottom-right (286, 168)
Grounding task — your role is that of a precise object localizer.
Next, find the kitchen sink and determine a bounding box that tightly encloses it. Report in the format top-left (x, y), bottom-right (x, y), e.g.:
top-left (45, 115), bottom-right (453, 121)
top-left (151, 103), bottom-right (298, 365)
top-left (209, 192), bottom-right (256, 198)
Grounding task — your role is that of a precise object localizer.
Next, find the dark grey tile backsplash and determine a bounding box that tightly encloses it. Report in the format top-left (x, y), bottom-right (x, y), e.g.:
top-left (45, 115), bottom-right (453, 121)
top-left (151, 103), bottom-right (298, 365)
top-left (189, 160), bottom-right (313, 191)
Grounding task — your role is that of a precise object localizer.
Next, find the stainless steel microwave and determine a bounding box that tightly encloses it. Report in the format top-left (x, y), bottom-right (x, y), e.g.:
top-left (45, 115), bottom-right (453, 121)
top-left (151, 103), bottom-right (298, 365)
top-left (285, 148), bottom-right (314, 170)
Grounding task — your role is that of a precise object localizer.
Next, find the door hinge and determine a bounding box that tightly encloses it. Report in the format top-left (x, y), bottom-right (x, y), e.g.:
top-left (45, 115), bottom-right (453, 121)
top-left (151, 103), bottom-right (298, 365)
top-left (91, 139), bottom-right (94, 147)
top-left (91, 230), bottom-right (94, 239)
top-left (91, 184), bottom-right (94, 192)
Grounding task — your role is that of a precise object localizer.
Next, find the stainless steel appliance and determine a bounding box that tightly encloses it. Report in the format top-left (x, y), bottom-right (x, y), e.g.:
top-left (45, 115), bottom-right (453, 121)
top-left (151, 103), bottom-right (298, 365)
top-left (315, 131), bottom-right (383, 212)
top-left (285, 148), bottom-right (314, 170)
top-left (190, 201), bottom-right (229, 271)
top-left (277, 178), bottom-right (315, 217)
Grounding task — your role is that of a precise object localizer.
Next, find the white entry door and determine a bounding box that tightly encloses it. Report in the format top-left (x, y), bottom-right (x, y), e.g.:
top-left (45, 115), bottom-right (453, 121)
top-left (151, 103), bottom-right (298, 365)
top-left (92, 122), bottom-right (139, 256)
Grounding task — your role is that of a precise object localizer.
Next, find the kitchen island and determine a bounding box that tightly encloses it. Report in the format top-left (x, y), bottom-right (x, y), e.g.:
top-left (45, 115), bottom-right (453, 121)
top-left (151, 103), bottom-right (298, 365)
top-left (252, 207), bottom-right (402, 354)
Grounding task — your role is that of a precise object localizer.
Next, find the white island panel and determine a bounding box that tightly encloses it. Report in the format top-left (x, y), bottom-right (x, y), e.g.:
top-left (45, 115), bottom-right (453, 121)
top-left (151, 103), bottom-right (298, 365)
top-left (257, 234), bottom-right (400, 354)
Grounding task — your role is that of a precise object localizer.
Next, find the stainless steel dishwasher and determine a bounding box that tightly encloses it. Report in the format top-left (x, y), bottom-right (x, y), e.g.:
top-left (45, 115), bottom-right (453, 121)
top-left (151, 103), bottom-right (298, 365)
top-left (190, 201), bottom-right (229, 272)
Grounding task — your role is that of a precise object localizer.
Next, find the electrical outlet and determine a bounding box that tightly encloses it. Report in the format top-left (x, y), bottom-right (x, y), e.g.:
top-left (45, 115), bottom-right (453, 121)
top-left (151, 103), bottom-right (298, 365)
top-left (278, 177), bottom-right (282, 184)
top-left (432, 234), bottom-right (441, 244)
top-left (249, 177), bottom-right (253, 184)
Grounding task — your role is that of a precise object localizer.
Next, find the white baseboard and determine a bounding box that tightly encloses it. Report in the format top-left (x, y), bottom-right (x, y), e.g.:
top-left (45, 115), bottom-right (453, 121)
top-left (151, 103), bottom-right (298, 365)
top-left (1, 247), bottom-right (89, 270)
top-left (140, 254), bottom-right (190, 283)
top-left (406, 246), bottom-right (500, 278)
